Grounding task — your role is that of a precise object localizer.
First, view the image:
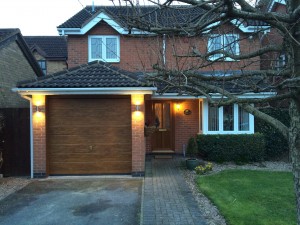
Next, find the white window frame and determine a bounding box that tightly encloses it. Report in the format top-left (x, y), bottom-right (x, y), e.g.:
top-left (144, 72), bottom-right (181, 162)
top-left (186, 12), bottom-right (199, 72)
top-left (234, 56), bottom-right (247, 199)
top-left (88, 35), bottom-right (120, 63)
top-left (202, 100), bottom-right (254, 134)
top-left (207, 34), bottom-right (240, 61)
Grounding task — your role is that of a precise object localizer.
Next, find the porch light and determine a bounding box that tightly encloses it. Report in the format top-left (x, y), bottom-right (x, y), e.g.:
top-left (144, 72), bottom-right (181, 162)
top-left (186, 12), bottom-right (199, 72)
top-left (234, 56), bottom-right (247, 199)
top-left (36, 105), bottom-right (40, 112)
top-left (135, 105), bottom-right (141, 111)
top-left (176, 103), bottom-right (181, 111)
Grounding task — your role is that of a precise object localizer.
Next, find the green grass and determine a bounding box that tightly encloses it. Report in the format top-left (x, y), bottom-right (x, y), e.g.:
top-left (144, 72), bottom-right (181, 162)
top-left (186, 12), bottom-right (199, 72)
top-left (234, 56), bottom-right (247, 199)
top-left (196, 170), bottom-right (296, 225)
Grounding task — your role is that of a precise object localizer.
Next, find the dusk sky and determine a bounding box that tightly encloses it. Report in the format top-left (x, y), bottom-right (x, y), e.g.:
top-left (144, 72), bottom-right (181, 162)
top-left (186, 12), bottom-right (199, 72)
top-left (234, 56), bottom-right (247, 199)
top-left (0, 0), bottom-right (130, 36)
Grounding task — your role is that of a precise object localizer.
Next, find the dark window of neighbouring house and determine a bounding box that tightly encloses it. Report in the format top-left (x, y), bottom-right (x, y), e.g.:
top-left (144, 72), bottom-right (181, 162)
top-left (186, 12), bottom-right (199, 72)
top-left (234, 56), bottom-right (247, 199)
top-left (38, 60), bottom-right (47, 75)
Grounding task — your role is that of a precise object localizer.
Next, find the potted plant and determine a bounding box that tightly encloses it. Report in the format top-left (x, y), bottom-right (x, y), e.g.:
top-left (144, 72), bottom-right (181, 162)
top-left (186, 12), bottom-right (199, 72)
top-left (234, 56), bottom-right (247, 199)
top-left (186, 137), bottom-right (200, 170)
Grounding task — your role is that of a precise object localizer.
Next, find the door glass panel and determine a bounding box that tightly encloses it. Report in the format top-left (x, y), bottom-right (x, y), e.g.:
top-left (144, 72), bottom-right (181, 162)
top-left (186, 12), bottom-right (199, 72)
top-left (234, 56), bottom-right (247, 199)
top-left (154, 103), bottom-right (162, 128)
top-left (163, 103), bottom-right (170, 129)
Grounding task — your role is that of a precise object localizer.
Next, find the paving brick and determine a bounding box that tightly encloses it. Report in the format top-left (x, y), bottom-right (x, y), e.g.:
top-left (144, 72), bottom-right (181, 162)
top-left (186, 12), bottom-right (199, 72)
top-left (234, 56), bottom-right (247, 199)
top-left (141, 156), bottom-right (207, 225)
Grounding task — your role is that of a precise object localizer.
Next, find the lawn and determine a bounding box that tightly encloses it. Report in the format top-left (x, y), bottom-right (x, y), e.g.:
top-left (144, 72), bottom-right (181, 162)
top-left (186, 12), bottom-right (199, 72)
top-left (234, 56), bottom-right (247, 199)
top-left (196, 170), bottom-right (296, 225)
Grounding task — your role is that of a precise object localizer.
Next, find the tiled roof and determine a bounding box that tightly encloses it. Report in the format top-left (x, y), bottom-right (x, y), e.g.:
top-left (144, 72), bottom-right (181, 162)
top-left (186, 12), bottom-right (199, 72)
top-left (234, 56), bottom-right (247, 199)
top-left (17, 61), bottom-right (152, 88)
top-left (0, 28), bottom-right (20, 44)
top-left (58, 5), bottom-right (212, 29)
top-left (58, 5), bottom-right (268, 32)
top-left (0, 28), bottom-right (44, 77)
top-left (24, 36), bottom-right (67, 60)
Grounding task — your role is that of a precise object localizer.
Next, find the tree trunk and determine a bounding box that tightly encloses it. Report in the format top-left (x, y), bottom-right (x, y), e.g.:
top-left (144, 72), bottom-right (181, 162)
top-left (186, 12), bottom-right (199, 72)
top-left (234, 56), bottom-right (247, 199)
top-left (290, 99), bottom-right (300, 225)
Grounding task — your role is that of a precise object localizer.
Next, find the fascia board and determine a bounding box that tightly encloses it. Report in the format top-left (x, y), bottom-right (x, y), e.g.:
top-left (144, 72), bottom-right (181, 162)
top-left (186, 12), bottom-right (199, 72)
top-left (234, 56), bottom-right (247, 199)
top-left (13, 87), bottom-right (156, 95)
top-left (230, 19), bottom-right (270, 33)
top-left (153, 92), bottom-right (276, 99)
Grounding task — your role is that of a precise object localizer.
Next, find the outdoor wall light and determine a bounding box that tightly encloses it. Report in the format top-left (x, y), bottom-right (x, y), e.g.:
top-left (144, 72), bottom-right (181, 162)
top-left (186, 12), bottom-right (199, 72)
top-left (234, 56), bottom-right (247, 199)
top-left (176, 103), bottom-right (181, 111)
top-left (36, 105), bottom-right (40, 112)
top-left (135, 105), bottom-right (141, 111)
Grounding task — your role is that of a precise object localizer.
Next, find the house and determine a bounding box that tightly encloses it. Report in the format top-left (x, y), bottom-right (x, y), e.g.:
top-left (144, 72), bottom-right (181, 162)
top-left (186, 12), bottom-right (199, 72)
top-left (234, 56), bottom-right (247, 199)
top-left (0, 28), bottom-right (43, 176)
top-left (14, 6), bottom-right (273, 178)
top-left (24, 36), bottom-right (68, 75)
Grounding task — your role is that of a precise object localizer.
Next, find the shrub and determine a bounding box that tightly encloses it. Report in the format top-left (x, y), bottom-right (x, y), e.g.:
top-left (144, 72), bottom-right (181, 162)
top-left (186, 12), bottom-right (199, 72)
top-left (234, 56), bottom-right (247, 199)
top-left (197, 134), bottom-right (265, 163)
top-left (186, 137), bottom-right (198, 158)
top-left (255, 108), bottom-right (290, 160)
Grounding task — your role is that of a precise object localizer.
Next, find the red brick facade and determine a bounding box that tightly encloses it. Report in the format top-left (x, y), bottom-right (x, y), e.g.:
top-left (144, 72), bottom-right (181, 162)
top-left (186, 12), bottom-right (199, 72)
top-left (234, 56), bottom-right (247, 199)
top-left (67, 21), bottom-right (261, 72)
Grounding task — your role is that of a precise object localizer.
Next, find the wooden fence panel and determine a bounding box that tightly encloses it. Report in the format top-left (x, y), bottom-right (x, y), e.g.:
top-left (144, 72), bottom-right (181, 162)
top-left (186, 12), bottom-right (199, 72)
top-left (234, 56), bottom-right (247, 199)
top-left (0, 108), bottom-right (30, 176)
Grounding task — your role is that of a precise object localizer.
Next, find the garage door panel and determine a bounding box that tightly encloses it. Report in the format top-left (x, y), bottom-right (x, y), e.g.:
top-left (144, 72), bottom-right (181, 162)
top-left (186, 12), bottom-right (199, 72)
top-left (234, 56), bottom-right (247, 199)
top-left (47, 134), bottom-right (131, 145)
top-left (47, 125), bottom-right (131, 136)
top-left (49, 161), bottom-right (132, 175)
top-left (47, 96), bottom-right (132, 175)
top-left (49, 152), bottom-right (132, 163)
top-left (48, 143), bottom-right (132, 154)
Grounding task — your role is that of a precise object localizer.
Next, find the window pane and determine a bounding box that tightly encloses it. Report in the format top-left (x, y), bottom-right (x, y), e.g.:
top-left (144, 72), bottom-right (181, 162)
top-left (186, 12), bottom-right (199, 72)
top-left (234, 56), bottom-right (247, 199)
top-left (208, 36), bottom-right (222, 58)
top-left (208, 104), bottom-right (219, 131)
top-left (91, 38), bottom-right (102, 59)
top-left (38, 60), bottom-right (46, 75)
top-left (106, 38), bottom-right (117, 59)
top-left (223, 105), bottom-right (234, 131)
top-left (239, 106), bottom-right (249, 131)
top-left (224, 35), bottom-right (238, 55)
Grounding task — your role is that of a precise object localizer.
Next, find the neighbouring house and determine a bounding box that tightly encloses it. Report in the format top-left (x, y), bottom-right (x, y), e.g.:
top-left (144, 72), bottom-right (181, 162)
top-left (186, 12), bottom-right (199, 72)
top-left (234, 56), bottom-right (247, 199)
top-left (24, 36), bottom-right (68, 75)
top-left (0, 28), bottom-right (43, 176)
top-left (14, 6), bottom-right (273, 177)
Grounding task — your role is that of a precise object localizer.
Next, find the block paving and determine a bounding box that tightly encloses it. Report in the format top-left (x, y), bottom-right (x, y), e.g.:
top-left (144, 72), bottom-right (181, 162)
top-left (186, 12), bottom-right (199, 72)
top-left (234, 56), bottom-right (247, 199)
top-left (142, 156), bottom-right (207, 225)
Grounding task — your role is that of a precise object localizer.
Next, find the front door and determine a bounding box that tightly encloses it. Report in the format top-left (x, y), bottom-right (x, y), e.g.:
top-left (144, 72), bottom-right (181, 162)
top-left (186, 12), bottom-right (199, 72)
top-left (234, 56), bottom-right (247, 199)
top-left (151, 102), bottom-right (173, 151)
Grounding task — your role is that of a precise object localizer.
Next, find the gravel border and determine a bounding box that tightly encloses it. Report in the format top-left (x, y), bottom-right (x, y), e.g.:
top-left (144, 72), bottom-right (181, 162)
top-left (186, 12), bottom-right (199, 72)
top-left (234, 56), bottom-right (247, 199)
top-left (181, 161), bottom-right (292, 225)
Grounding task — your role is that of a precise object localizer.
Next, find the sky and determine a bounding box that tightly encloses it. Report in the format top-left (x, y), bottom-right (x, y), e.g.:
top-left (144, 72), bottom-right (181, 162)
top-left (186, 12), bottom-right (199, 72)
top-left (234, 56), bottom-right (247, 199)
top-left (0, 0), bottom-right (120, 36)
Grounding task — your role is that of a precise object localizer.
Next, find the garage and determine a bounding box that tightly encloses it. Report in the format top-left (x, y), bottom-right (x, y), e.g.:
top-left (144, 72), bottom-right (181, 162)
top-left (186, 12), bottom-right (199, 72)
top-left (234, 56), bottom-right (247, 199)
top-left (46, 95), bottom-right (132, 175)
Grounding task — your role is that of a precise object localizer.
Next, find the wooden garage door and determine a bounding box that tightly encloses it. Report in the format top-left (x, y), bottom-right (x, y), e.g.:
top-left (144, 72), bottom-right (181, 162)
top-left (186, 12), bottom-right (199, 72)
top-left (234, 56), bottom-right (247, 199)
top-left (47, 96), bottom-right (132, 175)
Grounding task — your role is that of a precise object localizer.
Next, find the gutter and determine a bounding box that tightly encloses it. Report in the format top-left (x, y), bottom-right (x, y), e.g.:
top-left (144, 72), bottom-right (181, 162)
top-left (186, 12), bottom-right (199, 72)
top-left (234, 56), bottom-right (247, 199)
top-left (21, 96), bottom-right (33, 179)
top-left (12, 87), bottom-right (157, 96)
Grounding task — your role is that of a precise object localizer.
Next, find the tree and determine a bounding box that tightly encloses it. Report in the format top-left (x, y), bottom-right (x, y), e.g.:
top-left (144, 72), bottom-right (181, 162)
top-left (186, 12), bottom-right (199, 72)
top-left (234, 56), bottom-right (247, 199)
top-left (119, 0), bottom-right (300, 223)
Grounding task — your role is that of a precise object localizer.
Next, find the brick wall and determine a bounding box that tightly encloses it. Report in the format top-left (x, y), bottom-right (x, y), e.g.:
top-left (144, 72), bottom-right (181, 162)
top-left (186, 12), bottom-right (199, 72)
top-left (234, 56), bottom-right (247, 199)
top-left (174, 100), bottom-right (200, 153)
top-left (67, 21), bottom-right (261, 72)
top-left (131, 94), bottom-right (145, 176)
top-left (0, 41), bottom-right (37, 108)
top-left (32, 95), bottom-right (46, 177)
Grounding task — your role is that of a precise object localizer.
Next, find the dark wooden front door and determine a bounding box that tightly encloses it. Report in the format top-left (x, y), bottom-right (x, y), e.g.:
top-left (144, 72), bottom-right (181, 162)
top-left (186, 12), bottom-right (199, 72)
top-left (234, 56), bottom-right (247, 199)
top-left (151, 102), bottom-right (173, 151)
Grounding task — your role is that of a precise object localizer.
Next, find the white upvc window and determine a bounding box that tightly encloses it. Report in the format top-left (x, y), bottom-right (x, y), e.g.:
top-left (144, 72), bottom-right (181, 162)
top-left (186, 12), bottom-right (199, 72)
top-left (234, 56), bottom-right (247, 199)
top-left (202, 101), bottom-right (254, 134)
top-left (207, 34), bottom-right (240, 61)
top-left (88, 35), bottom-right (120, 62)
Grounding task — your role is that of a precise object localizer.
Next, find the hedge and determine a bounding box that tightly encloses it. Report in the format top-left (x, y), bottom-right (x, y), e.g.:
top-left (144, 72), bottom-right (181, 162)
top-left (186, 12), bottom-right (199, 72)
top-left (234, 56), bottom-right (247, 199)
top-left (197, 134), bottom-right (265, 163)
top-left (254, 108), bottom-right (290, 160)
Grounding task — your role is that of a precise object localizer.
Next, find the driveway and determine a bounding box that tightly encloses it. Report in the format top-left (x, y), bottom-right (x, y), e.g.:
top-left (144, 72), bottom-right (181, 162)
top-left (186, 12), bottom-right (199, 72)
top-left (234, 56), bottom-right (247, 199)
top-left (0, 178), bottom-right (142, 225)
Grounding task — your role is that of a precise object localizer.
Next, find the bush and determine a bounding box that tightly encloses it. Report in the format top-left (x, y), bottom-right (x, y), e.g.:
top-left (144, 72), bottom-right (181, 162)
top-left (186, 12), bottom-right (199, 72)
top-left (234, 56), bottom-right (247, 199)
top-left (255, 108), bottom-right (290, 160)
top-left (197, 134), bottom-right (265, 163)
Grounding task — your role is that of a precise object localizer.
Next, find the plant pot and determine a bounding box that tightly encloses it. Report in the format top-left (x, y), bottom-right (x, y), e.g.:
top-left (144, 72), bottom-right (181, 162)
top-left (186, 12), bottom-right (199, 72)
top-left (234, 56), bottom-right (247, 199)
top-left (186, 158), bottom-right (199, 170)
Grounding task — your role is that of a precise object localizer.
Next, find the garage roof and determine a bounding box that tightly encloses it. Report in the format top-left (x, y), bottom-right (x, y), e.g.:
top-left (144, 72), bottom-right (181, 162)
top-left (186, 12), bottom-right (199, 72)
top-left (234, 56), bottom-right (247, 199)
top-left (16, 60), bottom-right (152, 89)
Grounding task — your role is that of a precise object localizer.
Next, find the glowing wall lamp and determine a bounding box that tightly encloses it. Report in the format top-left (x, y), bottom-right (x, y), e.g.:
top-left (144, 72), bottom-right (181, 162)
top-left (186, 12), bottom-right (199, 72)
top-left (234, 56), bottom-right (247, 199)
top-left (135, 104), bottom-right (141, 111)
top-left (175, 103), bottom-right (181, 111)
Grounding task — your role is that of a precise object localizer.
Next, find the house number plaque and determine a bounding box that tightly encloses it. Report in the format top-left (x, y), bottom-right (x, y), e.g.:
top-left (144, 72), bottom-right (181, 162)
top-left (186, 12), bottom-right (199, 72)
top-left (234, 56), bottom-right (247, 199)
top-left (184, 109), bottom-right (192, 115)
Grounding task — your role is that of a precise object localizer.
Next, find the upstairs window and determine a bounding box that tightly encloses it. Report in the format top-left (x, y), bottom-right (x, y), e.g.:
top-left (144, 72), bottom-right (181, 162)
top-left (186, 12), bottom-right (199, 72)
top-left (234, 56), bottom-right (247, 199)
top-left (38, 60), bottom-right (47, 75)
top-left (208, 34), bottom-right (239, 61)
top-left (88, 35), bottom-right (120, 63)
top-left (275, 54), bottom-right (286, 70)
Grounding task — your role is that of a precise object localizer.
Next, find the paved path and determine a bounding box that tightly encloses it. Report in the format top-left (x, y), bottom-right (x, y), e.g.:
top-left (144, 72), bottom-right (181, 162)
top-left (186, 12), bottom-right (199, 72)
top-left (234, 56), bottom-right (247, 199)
top-left (142, 156), bottom-right (207, 225)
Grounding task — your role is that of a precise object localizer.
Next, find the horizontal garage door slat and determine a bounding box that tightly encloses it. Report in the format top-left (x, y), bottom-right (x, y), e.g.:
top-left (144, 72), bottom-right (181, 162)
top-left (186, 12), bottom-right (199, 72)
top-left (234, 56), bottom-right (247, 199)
top-left (47, 96), bottom-right (132, 175)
